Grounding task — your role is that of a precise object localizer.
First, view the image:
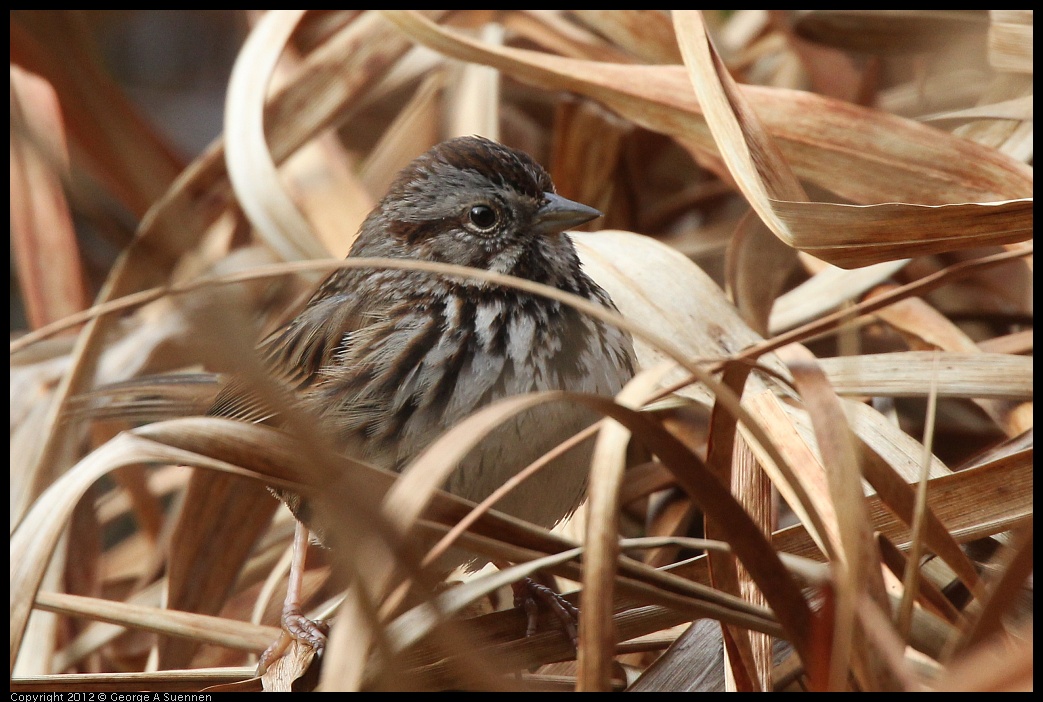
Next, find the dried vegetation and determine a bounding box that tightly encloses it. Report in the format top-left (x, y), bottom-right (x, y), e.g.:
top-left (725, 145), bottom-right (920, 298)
top-left (10, 10), bottom-right (1033, 692)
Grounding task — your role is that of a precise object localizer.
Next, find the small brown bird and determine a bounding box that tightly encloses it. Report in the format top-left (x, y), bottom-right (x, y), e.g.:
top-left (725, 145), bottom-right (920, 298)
top-left (221, 135), bottom-right (636, 660)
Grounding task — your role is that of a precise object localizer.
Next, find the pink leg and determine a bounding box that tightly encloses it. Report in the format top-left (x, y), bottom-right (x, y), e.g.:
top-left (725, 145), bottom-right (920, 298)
top-left (257, 522), bottom-right (328, 674)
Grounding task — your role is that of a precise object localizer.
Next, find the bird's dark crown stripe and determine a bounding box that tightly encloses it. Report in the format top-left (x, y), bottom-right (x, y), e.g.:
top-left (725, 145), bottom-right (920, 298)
top-left (429, 136), bottom-right (551, 202)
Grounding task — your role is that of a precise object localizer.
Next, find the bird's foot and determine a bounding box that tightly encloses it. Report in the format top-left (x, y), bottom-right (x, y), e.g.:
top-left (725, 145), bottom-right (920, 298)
top-left (256, 608), bottom-right (328, 676)
top-left (511, 576), bottom-right (580, 648)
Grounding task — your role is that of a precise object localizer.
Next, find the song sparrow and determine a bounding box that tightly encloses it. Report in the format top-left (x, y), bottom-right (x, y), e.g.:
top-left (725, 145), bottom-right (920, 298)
top-left (217, 135), bottom-right (636, 658)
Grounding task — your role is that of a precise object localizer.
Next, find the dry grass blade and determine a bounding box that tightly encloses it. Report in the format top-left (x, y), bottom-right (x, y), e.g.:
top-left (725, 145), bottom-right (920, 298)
top-left (569, 10), bottom-right (684, 64)
top-left (159, 473), bottom-right (279, 669)
top-left (726, 213), bottom-right (799, 336)
top-left (9, 65), bottom-right (94, 542)
top-left (34, 591), bottom-right (278, 652)
top-left (445, 22), bottom-right (502, 140)
top-left (738, 448), bottom-right (1028, 574)
top-left (621, 406), bottom-right (816, 673)
top-left (9, 66), bottom-right (90, 331)
top-left (921, 95), bottom-right (1033, 127)
top-left (578, 365), bottom-right (671, 690)
top-left (875, 536), bottom-right (963, 625)
top-left (733, 395), bottom-right (778, 690)
top-left (225, 9), bottom-right (327, 262)
top-left (700, 362), bottom-right (772, 691)
top-left (896, 353), bottom-right (942, 641)
top-left (818, 352), bottom-right (1033, 400)
top-left (673, 11), bottom-right (1031, 268)
top-left (932, 619), bottom-right (1032, 692)
top-left (9, 426), bottom-right (290, 672)
top-left (673, 11), bottom-right (808, 225)
top-left (381, 12), bottom-right (1031, 205)
top-left (10, 669), bottom-right (259, 693)
top-left (768, 198), bottom-right (1032, 268)
top-left (388, 549), bottom-right (576, 648)
top-left (769, 259), bottom-right (910, 334)
top-left (739, 391), bottom-right (840, 561)
top-left (950, 525), bottom-right (1033, 654)
top-left (360, 70), bottom-right (445, 195)
top-left (736, 246), bottom-right (1032, 365)
top-left (781, 344), bottom-right (895, 690)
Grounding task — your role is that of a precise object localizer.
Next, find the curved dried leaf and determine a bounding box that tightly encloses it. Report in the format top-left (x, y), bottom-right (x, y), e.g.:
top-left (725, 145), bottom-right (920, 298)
top-left (770, 198), bottom-right (1033, 268)
top-left (9, 66), bottom-right (89, 330)
top-left (382, 11), bottom-right (1032, 268)
top-left (819, 352), bottom-right (1033, 400)
top-left (380, 12), bottom-right (1032, 205)
top-left (573, 229), bottom-right (790, 405)
top-left (780, 344), bottom-right (896, 690)
top-left (673, 11), bottom-right (1032, 268)
top-left (726, 214), bottom-right (800, 337)
top-left (578, 364), bottom-right (673, 690)
top-left (446, 22), bottom-right (502, 140)
top-left (9, 426), bottom-right (288, 673)
top-left (225, 10), bottom-right (327, 262)
top-left (769, 259), bottom-right (910, 334)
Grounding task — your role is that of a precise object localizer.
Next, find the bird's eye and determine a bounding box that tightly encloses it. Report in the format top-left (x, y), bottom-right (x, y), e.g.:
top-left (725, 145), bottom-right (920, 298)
top-left (467, 204), bottom-right (498, 231)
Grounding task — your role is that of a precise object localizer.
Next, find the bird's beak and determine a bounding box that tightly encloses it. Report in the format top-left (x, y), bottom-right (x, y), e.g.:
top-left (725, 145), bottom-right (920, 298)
top-left (532, 192), bottom-right (602, 235)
